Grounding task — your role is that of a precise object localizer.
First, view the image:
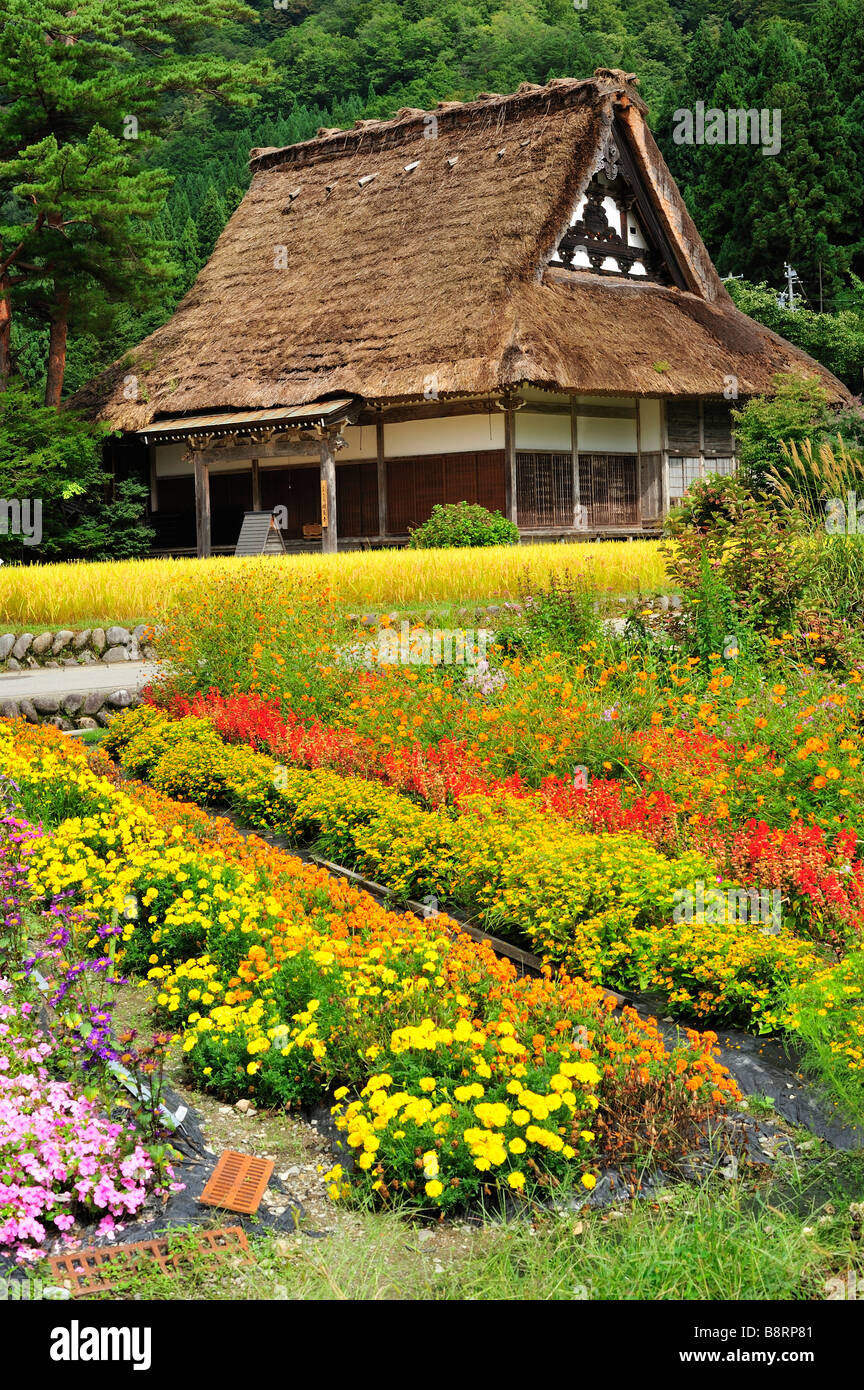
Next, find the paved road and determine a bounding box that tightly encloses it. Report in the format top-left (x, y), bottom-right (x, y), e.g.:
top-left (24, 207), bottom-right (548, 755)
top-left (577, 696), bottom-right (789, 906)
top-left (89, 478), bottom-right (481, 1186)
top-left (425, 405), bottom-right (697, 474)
top-left (0, 661), bottom-right (161, 701)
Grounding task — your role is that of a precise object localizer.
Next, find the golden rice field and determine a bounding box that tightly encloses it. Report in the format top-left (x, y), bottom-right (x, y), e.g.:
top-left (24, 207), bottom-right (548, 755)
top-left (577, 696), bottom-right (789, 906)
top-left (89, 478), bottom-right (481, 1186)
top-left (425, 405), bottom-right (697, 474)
top-left (0, 541), bottom-right (667, 627)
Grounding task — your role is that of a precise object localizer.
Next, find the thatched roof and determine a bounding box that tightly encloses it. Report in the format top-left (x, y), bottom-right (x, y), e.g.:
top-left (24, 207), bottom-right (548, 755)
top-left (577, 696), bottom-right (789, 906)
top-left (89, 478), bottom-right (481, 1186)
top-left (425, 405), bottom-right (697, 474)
top-left (74, 70), bottom-right (851, 429)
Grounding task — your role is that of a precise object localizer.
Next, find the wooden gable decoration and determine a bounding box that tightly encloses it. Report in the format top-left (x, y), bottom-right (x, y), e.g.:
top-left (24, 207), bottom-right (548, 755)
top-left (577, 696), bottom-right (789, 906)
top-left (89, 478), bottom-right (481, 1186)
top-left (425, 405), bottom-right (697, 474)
top-left (234, 510), bottom-right (287, 556)
top-left (550, 119), bottom-right (690, 289)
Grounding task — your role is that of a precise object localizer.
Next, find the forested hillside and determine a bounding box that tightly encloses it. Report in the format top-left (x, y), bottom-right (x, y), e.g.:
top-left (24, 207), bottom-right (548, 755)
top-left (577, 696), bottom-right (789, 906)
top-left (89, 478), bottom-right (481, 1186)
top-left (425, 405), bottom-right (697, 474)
top-left (3, 0), bottom-right (864, 397)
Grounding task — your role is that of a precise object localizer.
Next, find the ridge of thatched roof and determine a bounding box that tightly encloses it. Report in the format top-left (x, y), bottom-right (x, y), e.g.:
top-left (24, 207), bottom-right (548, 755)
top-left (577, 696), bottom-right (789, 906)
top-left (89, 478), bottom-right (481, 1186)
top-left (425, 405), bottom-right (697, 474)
top-left (73, 69), bottom-right (851, 430)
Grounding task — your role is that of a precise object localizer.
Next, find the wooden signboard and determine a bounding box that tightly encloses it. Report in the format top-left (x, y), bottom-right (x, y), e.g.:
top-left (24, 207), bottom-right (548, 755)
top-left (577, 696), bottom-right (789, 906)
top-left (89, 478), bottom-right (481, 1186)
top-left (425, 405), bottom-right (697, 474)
top-left (320, 479), bottom-right (329, 528)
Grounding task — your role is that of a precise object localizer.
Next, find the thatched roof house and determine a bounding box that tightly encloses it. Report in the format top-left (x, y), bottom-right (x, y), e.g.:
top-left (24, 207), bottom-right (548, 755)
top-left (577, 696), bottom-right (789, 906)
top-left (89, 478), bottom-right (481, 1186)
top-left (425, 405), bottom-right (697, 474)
top-left (77, 69), bottom-right (851, 555)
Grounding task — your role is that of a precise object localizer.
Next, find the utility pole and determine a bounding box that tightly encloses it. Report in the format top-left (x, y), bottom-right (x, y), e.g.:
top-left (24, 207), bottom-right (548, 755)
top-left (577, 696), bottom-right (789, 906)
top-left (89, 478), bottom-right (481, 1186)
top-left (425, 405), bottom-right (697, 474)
top-left (782, 261), bottom-right (805, 312)
top-left (818, 261), bottom-right (823, 314)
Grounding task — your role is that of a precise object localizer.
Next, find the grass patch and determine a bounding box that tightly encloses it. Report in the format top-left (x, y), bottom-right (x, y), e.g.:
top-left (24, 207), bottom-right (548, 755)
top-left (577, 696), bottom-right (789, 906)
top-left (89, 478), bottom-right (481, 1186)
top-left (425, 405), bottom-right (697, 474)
top-left (72, 1172), bottom-right (863, 1301)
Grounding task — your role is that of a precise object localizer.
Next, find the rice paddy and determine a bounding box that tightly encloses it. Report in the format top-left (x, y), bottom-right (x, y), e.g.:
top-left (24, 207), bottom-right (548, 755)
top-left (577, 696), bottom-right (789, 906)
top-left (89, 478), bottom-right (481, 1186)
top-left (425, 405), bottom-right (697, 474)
top-left (0, 541), bottom-right (667, 627)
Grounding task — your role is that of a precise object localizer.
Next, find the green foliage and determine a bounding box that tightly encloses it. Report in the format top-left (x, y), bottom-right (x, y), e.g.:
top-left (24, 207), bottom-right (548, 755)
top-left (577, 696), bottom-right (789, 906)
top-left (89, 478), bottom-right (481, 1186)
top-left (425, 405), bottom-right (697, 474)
top-left (196, 183), bottom-right (228, 260)
top-left (786, 949), bottom-right (864, 1124)
top-left (690, 550), bottom-right (742, 668)
top-left (513, 569), bottom-right (605, 656)
top-left (658, 12), bottom-right (864, 304)
top-left (732, 373), bottom-right (833, 483)
top-left (408, 502), bottom-right (519, 550)
top-left (4, 0), bottom-right (864, 402)
top-left (0, 381), bottom-right (152, 559)
top-left (0, 0), bottom-right (271, 399)
top-left (727, 279), bottom-right (864, 392)
top-left (663, 472), bottom-right (815, 639)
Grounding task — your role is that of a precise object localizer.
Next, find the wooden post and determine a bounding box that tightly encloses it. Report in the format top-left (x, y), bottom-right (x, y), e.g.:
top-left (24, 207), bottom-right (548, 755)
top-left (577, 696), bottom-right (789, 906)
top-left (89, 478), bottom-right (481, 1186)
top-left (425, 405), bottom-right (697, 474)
top-left (148, 445), bottom-right (158, 514)
top-left (660, 399), bottom-right (670, 520)
top-left (570, 398), bottom-right (581, 530)
top-left (193, 452), bottom-right (211, 559)
top-left (376, 414), bottom-right (387, 539)
top-left (320, 433), bottom-right (338, 554)
top-left (504, 405), bottom-right (517, 527)
top-left (251, 458), bottom-right (261, 512)
top-left (698, 399), bottom-right (705, 481)
top-left (635, 398), bottom-right (643, 531)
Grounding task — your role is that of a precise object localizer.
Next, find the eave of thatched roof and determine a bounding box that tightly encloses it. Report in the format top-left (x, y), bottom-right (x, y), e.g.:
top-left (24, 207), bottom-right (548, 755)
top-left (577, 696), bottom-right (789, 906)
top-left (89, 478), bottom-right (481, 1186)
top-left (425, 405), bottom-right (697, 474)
top-left (72, 70), bottom-right (851, 430)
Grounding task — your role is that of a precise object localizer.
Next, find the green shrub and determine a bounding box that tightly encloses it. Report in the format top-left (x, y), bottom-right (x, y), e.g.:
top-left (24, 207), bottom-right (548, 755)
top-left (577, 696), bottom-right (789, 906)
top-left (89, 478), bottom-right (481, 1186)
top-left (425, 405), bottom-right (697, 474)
top-left (408, 502), bottom-right (518, 549)
top-left (517, 568), bottom-right (605, 654)
top-left (663, 475), bottom-right (815, 640)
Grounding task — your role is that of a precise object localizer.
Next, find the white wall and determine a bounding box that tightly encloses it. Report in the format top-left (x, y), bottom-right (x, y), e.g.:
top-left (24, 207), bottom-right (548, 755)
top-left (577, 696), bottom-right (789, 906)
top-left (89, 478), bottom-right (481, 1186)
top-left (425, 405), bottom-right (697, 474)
top-left (384, 413), bottom-right (504, 457)
top-left (154, 443), bottom-right (322, 476)
top-left (515, 411), bottom-right (571, 451)
top-left (154, 444), bottom-right (190, 477)
top-left (339, 424), bottom-right (377, 460)
top-left (520, 386), bottom-right (571, 406)
top-left (575, 414), bottom-right (637, 452)
top-left (153, 400), bottom-right (649, 477)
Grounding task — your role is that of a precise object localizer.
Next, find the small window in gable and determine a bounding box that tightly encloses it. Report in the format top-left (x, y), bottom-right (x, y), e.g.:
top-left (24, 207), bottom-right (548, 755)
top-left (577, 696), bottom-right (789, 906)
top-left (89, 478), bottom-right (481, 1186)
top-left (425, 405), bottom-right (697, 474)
top-left (549, 169), bottom-right (672, 282)
top-left (548, 119), bottom-right (691, 291)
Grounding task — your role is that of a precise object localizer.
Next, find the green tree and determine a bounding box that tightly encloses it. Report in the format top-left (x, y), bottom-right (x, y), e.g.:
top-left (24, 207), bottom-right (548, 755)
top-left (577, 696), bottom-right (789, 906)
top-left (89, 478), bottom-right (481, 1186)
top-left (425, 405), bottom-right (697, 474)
top-left (176, 217), bottom-right (203, 298)
top-left (0, 381), bottom-right (152, 560)
top-left (196, 182), bottom-right (228, 259)
top-left (732, 372), bottom-right (832, 483)
top-left (727, 277), bottom-right (864, 391)
top-left (0, 0), bottom-right (271, 401)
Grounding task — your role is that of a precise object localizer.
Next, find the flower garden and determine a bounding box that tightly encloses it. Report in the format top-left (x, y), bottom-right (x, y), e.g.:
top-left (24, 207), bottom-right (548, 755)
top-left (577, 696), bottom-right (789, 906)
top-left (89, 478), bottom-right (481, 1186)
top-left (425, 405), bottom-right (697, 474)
top-left (3, 491), bottom-right (864, 1297)
top-left (0, 718), bottom-right (738, 1246)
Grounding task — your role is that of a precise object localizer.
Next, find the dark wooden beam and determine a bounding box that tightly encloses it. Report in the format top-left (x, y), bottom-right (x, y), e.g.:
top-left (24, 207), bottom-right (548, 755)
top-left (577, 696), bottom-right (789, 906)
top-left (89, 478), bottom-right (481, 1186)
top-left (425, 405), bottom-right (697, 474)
top-left (635, 397), bottom-right (643, 529)
top-left (188, 435), bottom-right (329, 465)
top-left (148, 445), bottom-right (158, 513)
top-left (660, 398), bottom-right (670, 518)
top-left (193, 453), bottom-right (211, 559)
top-left (504, 406), bottom-right (517, 525)
top-left (376, 414), bottom-right (387, 538)
top-left (251, 458), bottom-right (261, 511)
top-left (571, 399), bottom-right (581, 528)
top-left (320, 434), bottom-right (338, 554)
top-left (357, 399), bottom-right (500, 426)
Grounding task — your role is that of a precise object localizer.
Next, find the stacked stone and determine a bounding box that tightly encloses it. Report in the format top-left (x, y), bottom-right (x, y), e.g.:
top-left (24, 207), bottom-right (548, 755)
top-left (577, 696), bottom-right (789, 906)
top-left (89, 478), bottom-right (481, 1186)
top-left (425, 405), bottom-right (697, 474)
top-left (0, 624), bottom-right (159, 670)
top-left (0, 687), bottom-right (142, 731)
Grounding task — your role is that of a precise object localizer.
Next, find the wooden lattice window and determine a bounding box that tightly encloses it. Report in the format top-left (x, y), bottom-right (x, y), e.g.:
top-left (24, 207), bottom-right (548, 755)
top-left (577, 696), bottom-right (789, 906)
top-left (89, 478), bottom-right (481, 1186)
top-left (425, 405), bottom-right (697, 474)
top-left (386, 452), bottom-right (505, 533)
top-left (667, 399), bottom-right (737, 506)
top-left (579, 453), bottom-right (639, 528)
top-left (516, 452), bottom-right (573, 528)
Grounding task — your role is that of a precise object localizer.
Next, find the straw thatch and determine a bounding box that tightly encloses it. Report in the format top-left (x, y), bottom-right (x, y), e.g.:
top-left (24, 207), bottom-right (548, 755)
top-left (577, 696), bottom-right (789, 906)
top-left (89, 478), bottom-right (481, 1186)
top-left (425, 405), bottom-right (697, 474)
top-left (73, 70), bottom-right (851, 429)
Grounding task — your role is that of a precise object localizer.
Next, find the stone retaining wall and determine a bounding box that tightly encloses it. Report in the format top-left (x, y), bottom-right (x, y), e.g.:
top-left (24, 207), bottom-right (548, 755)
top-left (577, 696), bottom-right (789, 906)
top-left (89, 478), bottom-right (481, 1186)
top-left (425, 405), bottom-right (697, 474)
top-left (0, 687), bottom-right (144, 731)
top-left (0, 625), bottom-right (159, 670)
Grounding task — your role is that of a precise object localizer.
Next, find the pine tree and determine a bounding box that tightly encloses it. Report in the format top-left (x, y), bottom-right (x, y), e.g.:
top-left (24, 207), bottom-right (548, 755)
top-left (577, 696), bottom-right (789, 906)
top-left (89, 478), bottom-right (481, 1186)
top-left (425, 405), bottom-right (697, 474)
top-left (0, 0), bottom-right (271, 401)
top-left (170, 188), bottom-right (194, 234)
top-left (196, 182), bottom-right (228, 259)
top-left (748, 51), bottom-right (858, 302)
top-left (224, 185), bottom-right (246, 215)
top-left (177, 218), bottom-right (203, 298)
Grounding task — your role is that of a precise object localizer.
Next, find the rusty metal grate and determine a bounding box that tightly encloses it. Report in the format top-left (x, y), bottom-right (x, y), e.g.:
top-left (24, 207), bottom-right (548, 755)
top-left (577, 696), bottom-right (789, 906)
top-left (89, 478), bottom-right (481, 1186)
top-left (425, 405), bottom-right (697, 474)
top-left (47, 1226), bottom-right (252, 1297)
top-left (199, 1150), bottom-right (274, 1214)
